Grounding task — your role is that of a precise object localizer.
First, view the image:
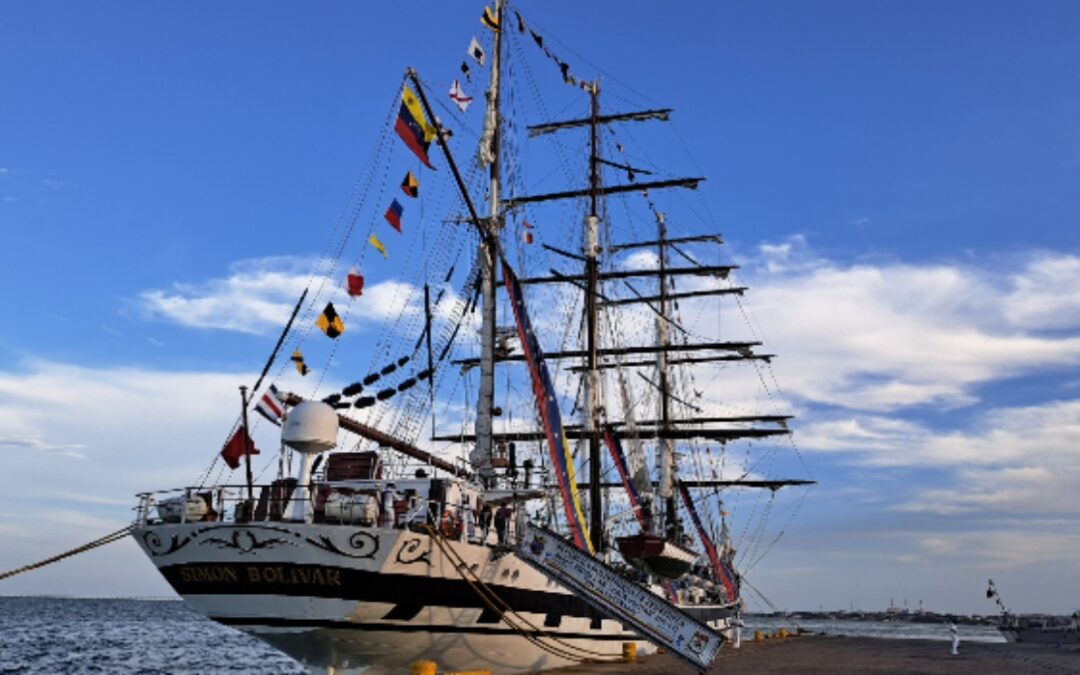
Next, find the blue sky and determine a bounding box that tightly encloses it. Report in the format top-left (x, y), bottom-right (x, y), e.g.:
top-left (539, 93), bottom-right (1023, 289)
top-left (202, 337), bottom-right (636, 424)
top-left (3, 1), bottom-right (1080, 615)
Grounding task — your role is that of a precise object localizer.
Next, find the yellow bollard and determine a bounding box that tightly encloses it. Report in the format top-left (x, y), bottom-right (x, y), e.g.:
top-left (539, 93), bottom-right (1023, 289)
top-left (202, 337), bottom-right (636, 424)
top-left (754, 629), bottom-right (765, 642)
top-left (623, 642), bottom-right (638, 663)
top-left (410, 661), bottom-right (437, 675)
top-left (778, 628), bottom-right (789, 638)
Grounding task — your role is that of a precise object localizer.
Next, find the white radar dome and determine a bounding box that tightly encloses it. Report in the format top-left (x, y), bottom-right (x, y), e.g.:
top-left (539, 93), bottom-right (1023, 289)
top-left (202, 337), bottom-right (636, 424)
top-left (282, 401), bottom-right (339, 454)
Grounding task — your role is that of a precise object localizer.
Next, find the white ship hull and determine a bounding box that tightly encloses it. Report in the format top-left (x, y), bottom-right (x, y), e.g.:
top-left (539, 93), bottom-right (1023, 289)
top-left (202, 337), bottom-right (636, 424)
top-left (132, 521), bottom-right (712, 673)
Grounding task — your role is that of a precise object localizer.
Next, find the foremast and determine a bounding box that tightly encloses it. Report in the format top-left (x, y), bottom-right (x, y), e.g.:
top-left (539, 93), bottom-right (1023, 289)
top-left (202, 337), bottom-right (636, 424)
top-left (474, 0), bottom-right (505, 474)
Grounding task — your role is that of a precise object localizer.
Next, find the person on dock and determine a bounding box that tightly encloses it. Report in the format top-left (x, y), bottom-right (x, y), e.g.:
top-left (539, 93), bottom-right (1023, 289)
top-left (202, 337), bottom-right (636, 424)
top-left (732, 615), bottom-right (744, 649)
top-left (949, 620), bottom-right (960, 655)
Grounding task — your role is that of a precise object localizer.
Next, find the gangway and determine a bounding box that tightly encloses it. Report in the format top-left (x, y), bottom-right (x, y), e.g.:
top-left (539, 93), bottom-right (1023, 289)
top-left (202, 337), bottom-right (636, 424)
top-left (516, 523), bottom-right (723, 673)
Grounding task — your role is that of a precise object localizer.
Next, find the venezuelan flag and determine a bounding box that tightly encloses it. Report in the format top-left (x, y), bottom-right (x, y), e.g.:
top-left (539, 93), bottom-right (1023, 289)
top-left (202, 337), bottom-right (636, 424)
top-left (503, 259), bottom-right (592, 553)
top-left (395, 85), bottom-right (437, 169)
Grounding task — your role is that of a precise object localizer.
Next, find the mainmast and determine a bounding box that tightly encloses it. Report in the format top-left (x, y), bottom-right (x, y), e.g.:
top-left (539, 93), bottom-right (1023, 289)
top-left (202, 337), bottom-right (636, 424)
top-left (474, 0), bottom-right (505, 474)
top-left (584, 81), bottom-right (602, 552)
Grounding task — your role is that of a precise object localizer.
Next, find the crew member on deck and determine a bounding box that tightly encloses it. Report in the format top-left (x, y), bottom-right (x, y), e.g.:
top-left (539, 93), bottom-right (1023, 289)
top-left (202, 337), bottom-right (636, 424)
top-left (479, 504), bottom-right (493, 544)
top-left (381, 482), bottom-right (398, 528)
top-left (949, 620), bottom-right (960, 655)
top-left (494, 504), bottom-right (512, 545)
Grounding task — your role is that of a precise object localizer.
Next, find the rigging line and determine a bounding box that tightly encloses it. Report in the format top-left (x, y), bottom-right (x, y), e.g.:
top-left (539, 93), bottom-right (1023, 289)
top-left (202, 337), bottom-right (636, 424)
top-left (738, 484), bottom-right (775, 571)
top-left (425, 526), bottom-right (619, 662)
top-left (740, 576), bottom-right (781, 614)
top-left (370, 163), bottom-right (480, 432)
top-left (243, 88), bottom-right (397, 424)
top-left (310, 84), bottom-right (402, 332)
top-left (0, 525), bottom-right (133, 581)
top-left (742, 484), bottom-right (811, 576)
top-left (732, 294), bottom-right (813, 479)
top-left (507, 33), bottom-right (581, 210)
top-left (668, 123), bottom-right (724, 229)
top-left (513, 7), bottom-right (662, 109)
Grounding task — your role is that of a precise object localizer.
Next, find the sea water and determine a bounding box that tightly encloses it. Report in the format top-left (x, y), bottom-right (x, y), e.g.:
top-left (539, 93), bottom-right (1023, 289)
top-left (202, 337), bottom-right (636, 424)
top-left (0, 597), bottom-right (1005, 674)
top-left (0, 597), bottom-right (305, 674)
top-left (747, 614), bottom-right (1006, 643)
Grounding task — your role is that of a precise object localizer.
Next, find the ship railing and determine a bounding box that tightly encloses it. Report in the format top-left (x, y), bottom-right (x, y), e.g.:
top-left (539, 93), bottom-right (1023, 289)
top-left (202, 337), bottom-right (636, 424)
top-left (132, 482), bottom-right (466, 535)
top-left (133, 484), bottom-right (317, 527)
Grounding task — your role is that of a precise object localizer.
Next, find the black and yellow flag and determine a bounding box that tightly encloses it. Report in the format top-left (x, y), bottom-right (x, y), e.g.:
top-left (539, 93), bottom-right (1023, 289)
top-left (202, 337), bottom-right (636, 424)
top-left (316, 302), bottom-right (345, 338)
top-left (291, 348), bottom-right (310, 376)
top-left (400, 171), bottom-right (419, 198)
top-left (481, 5), bottom-right (500, 31)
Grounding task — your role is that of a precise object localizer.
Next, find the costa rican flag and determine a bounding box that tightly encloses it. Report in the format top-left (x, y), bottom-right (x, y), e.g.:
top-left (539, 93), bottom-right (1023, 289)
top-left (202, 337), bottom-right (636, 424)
top-left (255, 384), bottom-right (284, 426)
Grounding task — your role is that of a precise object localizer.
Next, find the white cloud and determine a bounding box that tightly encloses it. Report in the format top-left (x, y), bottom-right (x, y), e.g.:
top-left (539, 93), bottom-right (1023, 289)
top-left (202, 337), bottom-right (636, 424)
top-left (1003, 253), bottom-right (1080, 330)
top-left (0, 435), bottom-right (86, 459)
top-left (716, 239), bottom-right (1080, 412)
top-left (136, 256), bottom-right (425, 334)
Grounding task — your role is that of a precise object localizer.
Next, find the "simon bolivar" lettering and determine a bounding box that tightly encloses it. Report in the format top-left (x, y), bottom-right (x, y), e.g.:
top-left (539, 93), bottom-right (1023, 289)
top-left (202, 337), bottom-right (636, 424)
top-left (178, 565), bottom-right (342, 586)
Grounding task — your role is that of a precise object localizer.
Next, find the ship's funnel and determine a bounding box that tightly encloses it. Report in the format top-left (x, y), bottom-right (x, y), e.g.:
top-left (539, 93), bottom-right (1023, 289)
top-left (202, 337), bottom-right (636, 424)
top-left (282, 401), bottom-right (338, 454)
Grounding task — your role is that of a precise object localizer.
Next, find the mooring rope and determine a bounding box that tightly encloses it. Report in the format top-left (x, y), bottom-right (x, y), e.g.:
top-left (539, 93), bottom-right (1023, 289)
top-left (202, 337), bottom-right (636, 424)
top-left (0, 525), bottom-right (133, 581)
top-left (424, 525), bottom-right (623, 664)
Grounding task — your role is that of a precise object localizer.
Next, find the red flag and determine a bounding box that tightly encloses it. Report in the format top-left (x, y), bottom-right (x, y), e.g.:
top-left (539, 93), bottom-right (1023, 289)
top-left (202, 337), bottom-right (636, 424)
top-left (220, 427), bottom-right (259, 470)
top-left (346, 268), bottom-right (364, 297)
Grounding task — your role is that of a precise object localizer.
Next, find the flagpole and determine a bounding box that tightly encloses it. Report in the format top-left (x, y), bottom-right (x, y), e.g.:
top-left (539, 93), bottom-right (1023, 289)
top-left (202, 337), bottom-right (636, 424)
top-left (424, 283), bottom-right (436, 443)
top-left (240, 386), bottom-right (255, 507)
top-left (251, 288), bottom-right (308, 395)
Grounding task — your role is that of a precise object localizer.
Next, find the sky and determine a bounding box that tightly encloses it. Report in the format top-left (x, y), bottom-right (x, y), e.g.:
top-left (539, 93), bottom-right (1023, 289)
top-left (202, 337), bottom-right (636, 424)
top-left (3, 0), bottom-right (1080, 616)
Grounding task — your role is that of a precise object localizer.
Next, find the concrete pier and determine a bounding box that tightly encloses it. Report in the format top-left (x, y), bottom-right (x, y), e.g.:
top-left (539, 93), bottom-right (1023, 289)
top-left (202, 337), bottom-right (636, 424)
top-left (545, 635), bottom-right (1080, 674)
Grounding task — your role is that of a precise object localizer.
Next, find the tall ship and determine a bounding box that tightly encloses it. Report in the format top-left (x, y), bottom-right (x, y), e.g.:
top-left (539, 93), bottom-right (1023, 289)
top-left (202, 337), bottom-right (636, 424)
top-left (130, 3), bottom-right (814, 672)
top-left (986, 580), bottom-right (1079, 645)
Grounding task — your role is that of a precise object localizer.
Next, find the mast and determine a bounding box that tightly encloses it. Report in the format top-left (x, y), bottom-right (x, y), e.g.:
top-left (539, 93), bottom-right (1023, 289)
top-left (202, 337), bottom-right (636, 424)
top-left (475, 0), bottom-right (504, 475)
top-left (585, 81), bottom-right (602, 552)
top-left (654, 214), bottom-right (678, 539)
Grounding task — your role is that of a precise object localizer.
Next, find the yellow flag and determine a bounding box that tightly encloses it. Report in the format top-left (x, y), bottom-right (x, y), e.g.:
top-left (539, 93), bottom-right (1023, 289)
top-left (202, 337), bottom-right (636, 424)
top-left (291, 348), bottom-right (310, 376)
top-left (369, 233), bottom-right (389, 259)
top-left (482, 6), bottom-right (500, 31)
top-left (316, 302), bottom-right (344, 339)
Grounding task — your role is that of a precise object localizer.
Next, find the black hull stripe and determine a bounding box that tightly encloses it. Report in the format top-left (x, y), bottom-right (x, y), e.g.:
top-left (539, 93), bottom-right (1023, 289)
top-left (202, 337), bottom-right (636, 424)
top-left (163, 562), bottom-right (607, 621)
top-left (166, 562), bottom-right (734, 626)
top-left (211, 616), bottom-right (637, 640)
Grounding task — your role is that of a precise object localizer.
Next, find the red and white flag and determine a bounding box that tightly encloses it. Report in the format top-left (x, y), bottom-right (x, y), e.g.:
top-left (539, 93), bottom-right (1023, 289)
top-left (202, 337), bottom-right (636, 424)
top-left (346, 267), bottom-right (364, 297)
top-left (254, 384), bottom-right (284, 427)
top-left (449, 80), bottom-right (473, 113)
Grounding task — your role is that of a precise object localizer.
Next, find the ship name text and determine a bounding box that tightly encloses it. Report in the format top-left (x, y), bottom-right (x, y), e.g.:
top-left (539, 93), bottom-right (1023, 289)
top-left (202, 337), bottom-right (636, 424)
top-left (178, 565), bottom-right (343, 586)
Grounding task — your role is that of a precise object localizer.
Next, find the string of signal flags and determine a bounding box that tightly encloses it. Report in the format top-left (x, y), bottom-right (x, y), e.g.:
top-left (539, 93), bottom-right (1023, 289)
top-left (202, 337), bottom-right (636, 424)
top-left (290, 5), bottom-right (578, 394)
